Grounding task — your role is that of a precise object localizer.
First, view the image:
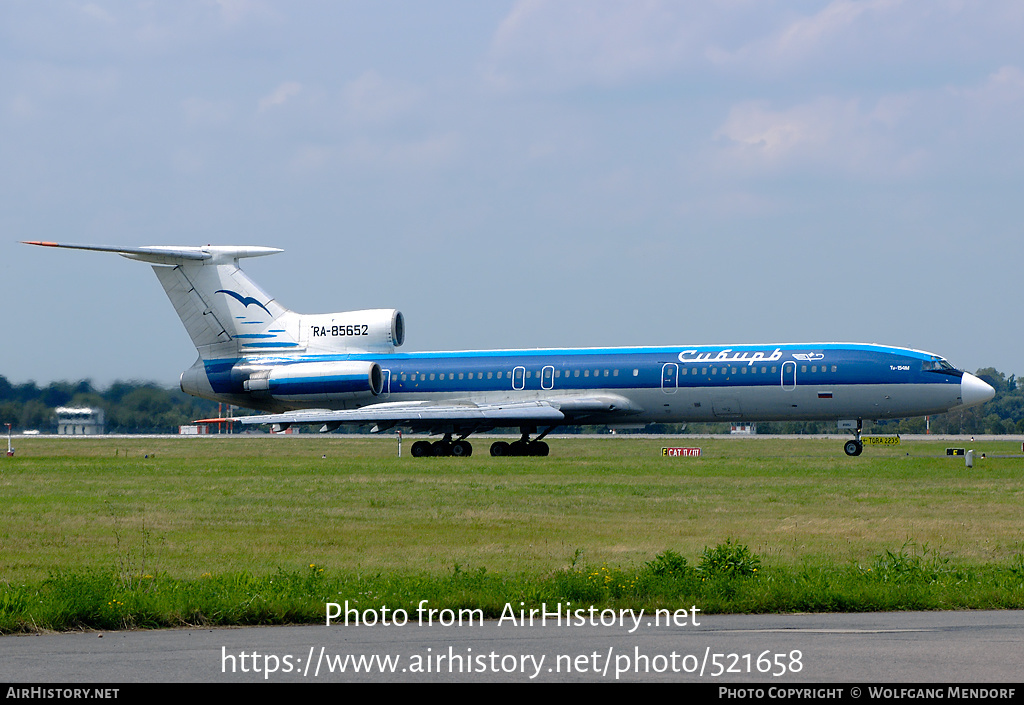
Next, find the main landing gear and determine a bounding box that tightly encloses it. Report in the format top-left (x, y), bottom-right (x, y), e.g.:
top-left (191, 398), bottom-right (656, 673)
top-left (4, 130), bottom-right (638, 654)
top-left (843, 419), bottom-right (864, 457)
top-left (408, 426), bottom-right (558, 458)
top-left (490, 426), bottom-right (556, 457)
top-left (489, 439), bottom-right (549, 456)
top-left (410, 435), bottom-right (473, 458)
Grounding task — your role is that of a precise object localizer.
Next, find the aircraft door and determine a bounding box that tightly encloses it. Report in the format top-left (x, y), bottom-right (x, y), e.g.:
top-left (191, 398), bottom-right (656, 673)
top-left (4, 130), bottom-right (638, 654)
top-left (661, 363), bottom-right (678, 394)
top-left (541, 365), bottom-right (554, 390)
top-left (781, 361), bottom-right (797, 391)
top-left (381, 369), bottom-right (392, 397)
top-left (512, 366), bottom-right (526, 391)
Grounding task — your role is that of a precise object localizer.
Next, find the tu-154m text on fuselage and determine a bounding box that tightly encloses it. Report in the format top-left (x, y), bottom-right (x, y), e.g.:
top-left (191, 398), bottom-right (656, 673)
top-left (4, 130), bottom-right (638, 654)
top-left (24, 241), bottom-right (995, 457)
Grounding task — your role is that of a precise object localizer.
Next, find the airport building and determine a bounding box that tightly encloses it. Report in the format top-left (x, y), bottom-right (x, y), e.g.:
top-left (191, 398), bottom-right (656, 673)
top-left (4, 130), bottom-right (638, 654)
top-left (55, 407), bottom-right (106, 435)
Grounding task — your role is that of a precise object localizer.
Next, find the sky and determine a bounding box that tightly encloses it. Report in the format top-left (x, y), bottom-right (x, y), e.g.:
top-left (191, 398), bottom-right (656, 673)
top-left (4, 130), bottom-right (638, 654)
top-left (2, 0), bottom-right (1023, 387)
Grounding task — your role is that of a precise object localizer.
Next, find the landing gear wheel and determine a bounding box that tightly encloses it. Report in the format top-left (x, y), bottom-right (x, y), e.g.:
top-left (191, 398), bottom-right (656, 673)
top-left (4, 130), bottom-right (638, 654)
top-left (451, 440), bottom-right (473, 457)
top-left (432, 440), bottom-right (453, 457)
top-left (509, 440), bottom-right (530, 456)
top-left (490, 441), bottom-right (510, 457)
top-left (844, 440), bottom-right (863, 457)
top-left (411, 441), bottom-right (432, 458)
top-left (530, 441), bottom-right (549, 456)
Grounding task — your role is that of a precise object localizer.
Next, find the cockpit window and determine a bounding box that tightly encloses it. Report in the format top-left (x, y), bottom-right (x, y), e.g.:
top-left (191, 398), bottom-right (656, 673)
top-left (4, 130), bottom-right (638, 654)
top-left (922, 357), bottom-right (962, 377)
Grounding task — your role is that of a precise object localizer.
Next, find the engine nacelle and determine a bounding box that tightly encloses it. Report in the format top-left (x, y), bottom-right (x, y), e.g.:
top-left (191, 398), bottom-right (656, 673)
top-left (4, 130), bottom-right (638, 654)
top-left (302, 309), bottom-right (405, 353)
top-left (244, 361), bottom-right (383, 402)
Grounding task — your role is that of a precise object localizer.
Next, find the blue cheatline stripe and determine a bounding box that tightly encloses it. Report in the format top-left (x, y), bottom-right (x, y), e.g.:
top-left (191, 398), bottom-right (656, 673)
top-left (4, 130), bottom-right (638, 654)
top-left (271, 375), bottom-right (371, 395)
top-left (210, 341), bottom-right (940, 366)
top-left (241, 342), bottom-right (935, 363)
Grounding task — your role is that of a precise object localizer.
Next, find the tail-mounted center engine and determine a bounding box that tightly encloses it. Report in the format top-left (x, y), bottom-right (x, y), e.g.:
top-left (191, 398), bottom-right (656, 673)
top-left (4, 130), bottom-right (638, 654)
top-left (302, 309), bottom-right (405, 354)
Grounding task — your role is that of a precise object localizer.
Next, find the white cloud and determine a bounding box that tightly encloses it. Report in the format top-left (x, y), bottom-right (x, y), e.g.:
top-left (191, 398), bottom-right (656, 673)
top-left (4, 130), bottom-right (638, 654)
top-left (711, 0), bottom-right (1024, 77)
top-left (287, 144), bottom-right (332, 174)
top-left (258, 81), bottom-right (302, 112)
top-left (952, 65), bottom-right (1024, 113)
top-left (340, 133), bottom-right (459, 170)
top-left (182, 96), bottom-right (232, 127)
top-left (713, 98), bottom-right (872, 171)
top-left (711, 62), bottom-right (1024, 179)
top-left (486, 0), bottom-right (705, 90)
top-left (768, 0), bottom-right (901, 61)
top-left (80, 3), bottom-right (116, 24)
top-left (341, 71), bottom-right (419, 124)
top-left (213, 0), bottom-right (275, 26)
top-left (8, 95), bottom-right (36, 120)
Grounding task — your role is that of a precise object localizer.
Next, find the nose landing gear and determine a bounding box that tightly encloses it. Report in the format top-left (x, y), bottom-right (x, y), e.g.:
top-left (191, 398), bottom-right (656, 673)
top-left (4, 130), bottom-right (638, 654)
top-left (843, 419), bottom-right (864, 456)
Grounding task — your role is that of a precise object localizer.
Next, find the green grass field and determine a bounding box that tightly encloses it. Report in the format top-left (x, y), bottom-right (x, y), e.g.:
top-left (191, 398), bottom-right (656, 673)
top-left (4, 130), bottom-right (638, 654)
top-left (4, 435), bottom-right (1023, 578)
top-left (2, 435), bottom-right (1023, 631)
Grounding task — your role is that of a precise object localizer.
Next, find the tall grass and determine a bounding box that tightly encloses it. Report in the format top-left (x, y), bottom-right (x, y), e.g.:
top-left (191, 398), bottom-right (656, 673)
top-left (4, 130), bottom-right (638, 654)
top-left (4, 542), bottom-right (1024, 633)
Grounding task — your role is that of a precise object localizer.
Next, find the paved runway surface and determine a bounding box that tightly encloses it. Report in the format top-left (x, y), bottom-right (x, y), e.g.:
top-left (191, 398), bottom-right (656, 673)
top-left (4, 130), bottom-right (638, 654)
top-left (2, 610), bottom-right (1022, 683)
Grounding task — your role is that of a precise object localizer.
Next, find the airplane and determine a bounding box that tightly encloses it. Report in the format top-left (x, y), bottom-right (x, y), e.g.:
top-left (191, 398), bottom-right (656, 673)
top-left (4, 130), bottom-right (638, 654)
top-left (24, 241), bottom-right (995, 457)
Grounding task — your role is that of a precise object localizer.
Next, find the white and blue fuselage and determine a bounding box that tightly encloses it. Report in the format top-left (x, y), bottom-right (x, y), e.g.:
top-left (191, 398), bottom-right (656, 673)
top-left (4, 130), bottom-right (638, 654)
top-left (27, 241), bottom-right (994, 457)
top-left (195, 343), bottom-right (974, 423)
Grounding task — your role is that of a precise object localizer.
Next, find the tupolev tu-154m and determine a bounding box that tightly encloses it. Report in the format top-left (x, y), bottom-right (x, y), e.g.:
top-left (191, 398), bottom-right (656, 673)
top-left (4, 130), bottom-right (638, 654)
top-left (25, 241), bottom-right (994, 457)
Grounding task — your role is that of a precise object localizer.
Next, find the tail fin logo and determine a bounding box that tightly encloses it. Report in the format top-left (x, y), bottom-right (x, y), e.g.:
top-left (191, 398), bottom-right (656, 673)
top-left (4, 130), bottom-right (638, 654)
top-left (216, 289), bottom-right (272, 316)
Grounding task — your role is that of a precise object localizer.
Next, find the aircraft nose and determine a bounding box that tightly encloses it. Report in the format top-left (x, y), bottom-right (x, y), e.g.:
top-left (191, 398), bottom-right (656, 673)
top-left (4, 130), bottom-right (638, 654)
top-left (959, 372), bottom-right (995, 409)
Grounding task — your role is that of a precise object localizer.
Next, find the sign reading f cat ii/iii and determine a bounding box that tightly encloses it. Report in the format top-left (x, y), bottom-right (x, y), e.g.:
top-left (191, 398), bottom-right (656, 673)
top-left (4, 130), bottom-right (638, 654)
top-left (861, 436), bottom-right (901, 446)
top-left (663, 447), bottom-right (702, 457)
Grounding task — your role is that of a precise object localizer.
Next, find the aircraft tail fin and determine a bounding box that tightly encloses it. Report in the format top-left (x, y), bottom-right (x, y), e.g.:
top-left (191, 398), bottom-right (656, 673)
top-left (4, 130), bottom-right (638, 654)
top-left (23, 242), bottom-right (297, 360)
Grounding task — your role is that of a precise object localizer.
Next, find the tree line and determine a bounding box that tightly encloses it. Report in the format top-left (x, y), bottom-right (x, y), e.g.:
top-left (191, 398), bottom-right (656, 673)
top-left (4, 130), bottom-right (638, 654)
top-left (1, 367), bottom-right (1021, 435)
top-left (0, 376), bottom-right (220, 434)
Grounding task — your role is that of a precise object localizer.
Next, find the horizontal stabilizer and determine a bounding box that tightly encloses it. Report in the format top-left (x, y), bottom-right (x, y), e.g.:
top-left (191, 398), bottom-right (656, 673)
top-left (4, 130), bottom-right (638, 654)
top-left (23, 241), bottom-right (282, 266)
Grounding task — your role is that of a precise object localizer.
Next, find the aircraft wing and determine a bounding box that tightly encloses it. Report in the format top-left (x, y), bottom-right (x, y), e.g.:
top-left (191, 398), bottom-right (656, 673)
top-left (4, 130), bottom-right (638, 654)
top-left (237, 394), bottom-right (642, 433)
